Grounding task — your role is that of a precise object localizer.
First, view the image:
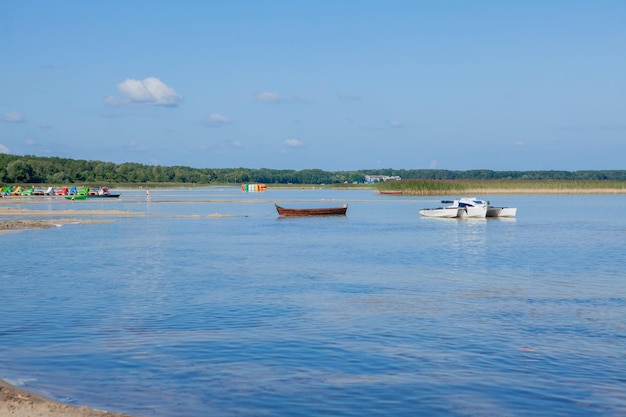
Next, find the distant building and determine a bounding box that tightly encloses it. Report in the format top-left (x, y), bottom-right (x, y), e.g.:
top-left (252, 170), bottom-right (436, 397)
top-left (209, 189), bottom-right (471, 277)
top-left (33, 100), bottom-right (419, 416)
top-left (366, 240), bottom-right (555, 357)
top-left (364, 175), bottom-right (401, 183)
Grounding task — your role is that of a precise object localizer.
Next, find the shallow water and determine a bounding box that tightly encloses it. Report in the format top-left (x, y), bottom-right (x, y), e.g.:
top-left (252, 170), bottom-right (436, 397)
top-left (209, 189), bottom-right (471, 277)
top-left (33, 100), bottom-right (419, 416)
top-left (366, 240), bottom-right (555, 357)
top-left (1, 189), bottom-right (625, 416)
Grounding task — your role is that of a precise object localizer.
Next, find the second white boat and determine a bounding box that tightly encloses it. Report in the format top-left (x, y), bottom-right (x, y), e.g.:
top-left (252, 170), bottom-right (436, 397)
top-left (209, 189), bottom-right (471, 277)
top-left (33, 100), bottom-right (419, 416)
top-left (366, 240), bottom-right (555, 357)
top-left (420, 197), bottom-right (517, 218)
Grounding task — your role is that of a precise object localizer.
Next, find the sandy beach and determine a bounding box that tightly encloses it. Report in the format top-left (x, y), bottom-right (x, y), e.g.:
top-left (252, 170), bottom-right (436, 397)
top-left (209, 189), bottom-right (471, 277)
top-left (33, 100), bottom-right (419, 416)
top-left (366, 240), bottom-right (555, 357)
top-left (0, 379), bottom-right (133, 417)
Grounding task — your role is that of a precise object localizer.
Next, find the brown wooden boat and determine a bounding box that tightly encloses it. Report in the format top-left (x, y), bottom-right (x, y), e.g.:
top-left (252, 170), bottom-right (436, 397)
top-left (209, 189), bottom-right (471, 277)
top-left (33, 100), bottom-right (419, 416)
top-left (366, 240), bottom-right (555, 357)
top-left (379, 190), bottom-right (403, 195)
top-left (275, 203), bottom-right (348, 217)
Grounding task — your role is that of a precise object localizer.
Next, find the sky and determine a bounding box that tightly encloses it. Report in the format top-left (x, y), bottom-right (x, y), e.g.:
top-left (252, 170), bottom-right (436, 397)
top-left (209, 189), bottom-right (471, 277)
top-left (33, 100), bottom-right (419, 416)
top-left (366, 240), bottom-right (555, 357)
top-left (1, 1), bottom-right (625, 171)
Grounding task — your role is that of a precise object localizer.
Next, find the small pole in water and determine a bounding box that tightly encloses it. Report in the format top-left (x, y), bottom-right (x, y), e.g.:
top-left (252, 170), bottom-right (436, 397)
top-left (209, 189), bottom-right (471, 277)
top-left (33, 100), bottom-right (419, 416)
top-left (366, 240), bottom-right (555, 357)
top-left (146, 188), bottom-right (151, 202)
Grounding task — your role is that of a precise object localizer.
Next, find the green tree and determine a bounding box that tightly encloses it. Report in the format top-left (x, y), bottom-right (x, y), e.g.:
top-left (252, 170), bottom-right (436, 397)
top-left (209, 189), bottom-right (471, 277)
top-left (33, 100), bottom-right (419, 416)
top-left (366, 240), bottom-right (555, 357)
top-left (6, 159), bottom-right (34, 182)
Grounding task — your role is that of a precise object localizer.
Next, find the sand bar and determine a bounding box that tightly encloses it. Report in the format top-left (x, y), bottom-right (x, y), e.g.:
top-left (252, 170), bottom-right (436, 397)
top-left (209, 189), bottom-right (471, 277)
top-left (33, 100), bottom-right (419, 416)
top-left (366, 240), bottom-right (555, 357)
top-left (0, 207), bottom-right (144, 233)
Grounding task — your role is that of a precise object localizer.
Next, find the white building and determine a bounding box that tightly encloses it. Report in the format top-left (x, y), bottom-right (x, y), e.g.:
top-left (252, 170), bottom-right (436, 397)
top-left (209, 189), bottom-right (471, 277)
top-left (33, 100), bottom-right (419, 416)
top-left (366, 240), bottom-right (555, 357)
top-left (364, 175), bottom-right (401, 183)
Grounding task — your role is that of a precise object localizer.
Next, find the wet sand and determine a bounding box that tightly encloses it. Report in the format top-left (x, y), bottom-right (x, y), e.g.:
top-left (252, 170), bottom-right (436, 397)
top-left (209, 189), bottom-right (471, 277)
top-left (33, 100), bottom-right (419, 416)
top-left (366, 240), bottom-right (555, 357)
top-left (0, 218), bottom-right (116, 233)
top-left (0, 379), bottom-right (133, 417)
top-left (0, 207), bottom-right (143, 234)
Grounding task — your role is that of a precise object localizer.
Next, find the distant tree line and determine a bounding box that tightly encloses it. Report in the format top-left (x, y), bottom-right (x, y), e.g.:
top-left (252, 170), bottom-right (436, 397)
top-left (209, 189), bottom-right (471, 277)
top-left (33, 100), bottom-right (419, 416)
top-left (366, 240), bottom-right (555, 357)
top-left (1, 154), bottom-right (625, 185)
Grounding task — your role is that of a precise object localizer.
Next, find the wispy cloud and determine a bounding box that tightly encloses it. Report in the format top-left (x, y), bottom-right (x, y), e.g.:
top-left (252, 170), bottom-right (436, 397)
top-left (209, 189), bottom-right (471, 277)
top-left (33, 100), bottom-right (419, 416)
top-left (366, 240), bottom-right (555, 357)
top-left (337, 92), bottom-right (361, 101)
top-left (255, 92), bottom-right (283, 103)
top-left (292, 95), bottom-right (310, 104)
top-left (0, 144), bottom-right (10, 153)
top-left (285, 138), bottom-right (304, 148)
top-left (2, 111), bottom-right (27, 123)
top-left (128, 140), bottom-right (147, 151)
top-left (203, 113), bottom-right (232, 127)
top-left (105, 77), bottom-right (183, 107)
top-left (387, 120), bottom-right (403, 128)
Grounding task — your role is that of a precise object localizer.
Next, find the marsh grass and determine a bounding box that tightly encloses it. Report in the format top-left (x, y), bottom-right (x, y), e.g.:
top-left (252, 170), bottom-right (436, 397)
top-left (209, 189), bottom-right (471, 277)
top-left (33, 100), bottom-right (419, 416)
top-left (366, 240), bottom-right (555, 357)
top-left (376, 180), bottom-right (626, 195)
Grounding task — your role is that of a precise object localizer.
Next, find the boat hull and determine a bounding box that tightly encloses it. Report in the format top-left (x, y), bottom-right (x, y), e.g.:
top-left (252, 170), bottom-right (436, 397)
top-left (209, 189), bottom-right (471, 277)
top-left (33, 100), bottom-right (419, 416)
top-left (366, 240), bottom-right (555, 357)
top-left (457, 206), bottom-right (488, 218)
top-left (87, 194), bottom-right (121, 198)
top-left (419, 208), bottom-right (460, 218)
top-left (486, 207), bottom-right (517, 217)
top-left (275, 204), bottom-right (348, 217)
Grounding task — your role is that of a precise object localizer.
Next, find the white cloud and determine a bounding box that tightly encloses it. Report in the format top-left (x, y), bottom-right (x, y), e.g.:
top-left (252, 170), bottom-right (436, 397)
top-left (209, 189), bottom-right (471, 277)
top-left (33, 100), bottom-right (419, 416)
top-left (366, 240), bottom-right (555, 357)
top-left (388, 120), bottom-right (403, 128)
top-left (231, 140), bottom-right (242, 148)
top-left (255, 91), bottom-right (282, 103)
top-left (107, 77), bottom-right (183, 106)
top-left (2, 111), bottom-right (26, 123)
top-left (203, 113), bottom-right (232, 127)
top-left (24, 138), bottom-right (37, 146)
top-left (0, 144), bottom-right (10, 153)
top-left (429, 159), bottom-right (437, 169)
top-left (515, 141), bottom-right (525, 146)
top-left (285, 139), bottom-right (304, 148)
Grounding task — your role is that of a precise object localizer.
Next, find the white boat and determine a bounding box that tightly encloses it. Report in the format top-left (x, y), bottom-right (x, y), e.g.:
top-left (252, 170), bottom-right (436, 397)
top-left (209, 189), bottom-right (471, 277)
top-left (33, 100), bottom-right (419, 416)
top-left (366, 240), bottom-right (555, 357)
top-left (445, 198), bottom-right (488, 218)
top-left (419, 197), bottom-right (488, 218)
top-left (419, 197), bottom-right (519, 218)
top-left (454, 197), bottom-right (517, 218)
top-left (418, 207), bottom-right (461, 218)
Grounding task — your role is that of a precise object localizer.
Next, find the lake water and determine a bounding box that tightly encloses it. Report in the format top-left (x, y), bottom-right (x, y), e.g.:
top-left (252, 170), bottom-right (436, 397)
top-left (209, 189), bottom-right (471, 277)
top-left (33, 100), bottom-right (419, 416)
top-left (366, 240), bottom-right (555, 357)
top-left (1, 188), bottom-right (625, 416)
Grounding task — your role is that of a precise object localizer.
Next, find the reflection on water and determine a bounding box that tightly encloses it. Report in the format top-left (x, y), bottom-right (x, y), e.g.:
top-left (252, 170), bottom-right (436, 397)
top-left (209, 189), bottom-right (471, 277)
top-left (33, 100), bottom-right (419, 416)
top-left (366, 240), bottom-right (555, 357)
top-left (1, 190), bottom-right (625, 416)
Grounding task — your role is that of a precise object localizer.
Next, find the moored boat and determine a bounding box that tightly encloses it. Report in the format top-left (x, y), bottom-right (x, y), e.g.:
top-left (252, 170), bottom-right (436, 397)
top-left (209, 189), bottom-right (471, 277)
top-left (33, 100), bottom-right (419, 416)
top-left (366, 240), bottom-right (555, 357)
top-left (275, 203), bottom-right (348, 217)
top-left (86, 187), bottom-right (121, 198)
top-left (449, 198), bottom-right (488, 218)
top-left (420, 197), bottom-right (488, 218)
top-left (20, 187), bottom-right (35, 196)
top-left (420, 197), bottom-right (516, 218)
top-left (419, 207), bottom-right (460, 218)
top-left (87, 193), bottom-right (121, 198)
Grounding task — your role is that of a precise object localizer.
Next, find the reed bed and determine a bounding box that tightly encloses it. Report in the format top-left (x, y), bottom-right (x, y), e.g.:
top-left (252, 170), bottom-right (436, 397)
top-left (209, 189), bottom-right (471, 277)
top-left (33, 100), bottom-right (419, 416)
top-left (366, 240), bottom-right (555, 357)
top-left (376, 180), bottom-right (626, 195)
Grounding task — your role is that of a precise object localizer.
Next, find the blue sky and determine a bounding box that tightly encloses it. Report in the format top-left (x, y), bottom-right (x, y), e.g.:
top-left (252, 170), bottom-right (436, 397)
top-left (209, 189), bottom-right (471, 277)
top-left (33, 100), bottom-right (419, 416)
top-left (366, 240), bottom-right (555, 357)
top-left (1, 1), bottom-right (624, 171)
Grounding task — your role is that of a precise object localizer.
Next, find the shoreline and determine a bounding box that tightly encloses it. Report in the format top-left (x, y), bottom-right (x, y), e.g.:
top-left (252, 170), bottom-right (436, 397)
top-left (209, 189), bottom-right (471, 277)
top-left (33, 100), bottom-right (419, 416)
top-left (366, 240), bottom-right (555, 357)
top-left (0, 379), bottom-right (133, 417)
